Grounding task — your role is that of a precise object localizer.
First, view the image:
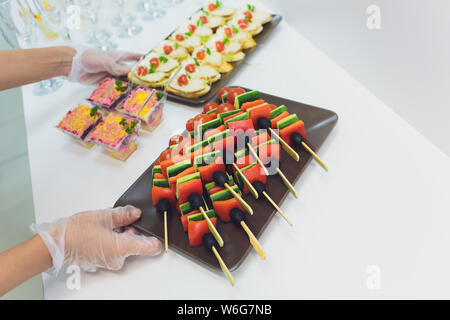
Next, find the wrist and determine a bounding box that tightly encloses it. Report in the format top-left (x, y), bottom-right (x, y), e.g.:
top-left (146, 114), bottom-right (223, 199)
top-left (55, 46), bottom-right (77, 77)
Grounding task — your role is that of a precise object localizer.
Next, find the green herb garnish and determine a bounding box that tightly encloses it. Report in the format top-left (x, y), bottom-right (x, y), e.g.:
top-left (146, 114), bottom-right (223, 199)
top-left (148, 64), bottom-right (157, 74)
top-left (201, 9), bottom-right (209, 16)
top-left (125, 127), bottom-right (135, 135)
top-left (159, 55), bottom-right (168, 63)
top-left (223, 37), bottom-right (230, 45)
top-left (196, 19), bottom-right (203, 26)
top-left (119, 118), bottom-right (127, 126)
top-left (174, 42), bottom-right (179, 49)
top-left (247, 4), bottom-right (255, 12)
top-left (215, 0), bottom-right (221, 8)
top-left (232, 25), bottom-right (239, 34)
top-left (114, 80), bottom-right (127, 92)
top-left (184, 32), bottom-right (192, 37)
top-left (206, 47), bottom-right (211, 55)
top-left (200, 36), bottom-right (210, 43)
top-left (156, 92), bottom-right (163, 101)
top-left (90, 106), bottom-right (99, 117)
top-left (193, 57), bottom-right (200, 66)
top-left (245, 15), bottom-right (252, 23)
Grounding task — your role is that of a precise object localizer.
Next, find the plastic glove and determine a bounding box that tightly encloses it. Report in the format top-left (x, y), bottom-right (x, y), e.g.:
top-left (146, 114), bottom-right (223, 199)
top-left (67, 45), bottom-right (142, 85)
top-left (30, 206), bottom-right (161, 274)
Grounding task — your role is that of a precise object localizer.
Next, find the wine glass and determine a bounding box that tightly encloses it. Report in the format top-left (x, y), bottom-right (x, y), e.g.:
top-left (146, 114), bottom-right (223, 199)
top-left (139, 0), bottom-right (166, 21)
top-left (112, 0), bottom-right (142, 38)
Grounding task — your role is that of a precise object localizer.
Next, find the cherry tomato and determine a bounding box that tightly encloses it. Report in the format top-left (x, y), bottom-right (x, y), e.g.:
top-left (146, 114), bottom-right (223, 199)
top-left (218, 87), bottom-right (231, 101)
top-left (177, 74), bottom-right (189, 86)
top-left (224, 27), bottom-right (233, 38)
top-left (244, 11), bottom-right (253, 19)
top-left (238, 19), bottom-right (249, 29)
top-left (137, 66), bottom-right (148, 76)
top-left (196, 50), bottom-right (206, 60)
top-left (199, 16), bottom-right (208, 24)
top-left (150, 57), bottom-right (160, 67)
top-left (208, 3), bottom-right (217, 11)
top-left (215, 41), bottom-right (225, 53)
top-left (226, 87), bottom-right (246, 104)
top-left (169, 134), bottom-right (184, 147)
top-left (185, 64), bottom-right (196, 74)
top-left (159, 149), bottom-right (172, 162)
top-left (175, 34), bottom-right (185, 41)
top-left (163, 45), bottom-right (173, 55)
top-left (203, 102), bottom-right (219, 113)
top-left (193, 113), bottom-right (211, 130)
top-left (216, 103), bottom-right (235, 114)
top-left (188, 24), bottom-right (197, 33)
top-left (186, 118), bottom-right (195, 132)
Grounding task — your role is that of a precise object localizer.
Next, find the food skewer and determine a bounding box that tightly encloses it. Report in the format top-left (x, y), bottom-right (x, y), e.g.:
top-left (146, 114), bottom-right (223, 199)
top-left (223, 149), bottom-right (259, 200)
top-left (156, 199), bottom-right (170, 253)
top-left (203, 234), bottom-right (235, 286)
top-left (230, 208), bottom-right (266, 260)
top-left (213, 171), bottom-right (253, 215)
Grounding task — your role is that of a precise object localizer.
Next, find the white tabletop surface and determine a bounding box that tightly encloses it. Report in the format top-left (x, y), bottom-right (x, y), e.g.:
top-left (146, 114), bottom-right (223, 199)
top-left (22, 0), bottom-right (450, 299)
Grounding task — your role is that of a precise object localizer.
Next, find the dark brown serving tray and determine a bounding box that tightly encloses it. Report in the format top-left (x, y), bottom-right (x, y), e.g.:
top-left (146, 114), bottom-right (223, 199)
top-left (134, 12), bottom-right (282, 106)
top-left (114, 88), bottom-right (338, 273)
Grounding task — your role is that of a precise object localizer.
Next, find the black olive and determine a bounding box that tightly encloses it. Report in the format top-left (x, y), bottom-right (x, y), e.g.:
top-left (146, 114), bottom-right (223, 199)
top-left (230, 208), bottom-right (246, 226)
top-left (188, 193), bottom-right (203, 210)
top-left (252, 181), bottom-right (267, 198)
top-left (257, 117), bottom-right (271, 130)
top-left (203, 233), bottom-right (218, 252)
top-left (213, 171), bottom-right (228, 188)
top-left (290, 132), bottom-right (304, 149)
top-left (156, 198), bottom-right (171, 214)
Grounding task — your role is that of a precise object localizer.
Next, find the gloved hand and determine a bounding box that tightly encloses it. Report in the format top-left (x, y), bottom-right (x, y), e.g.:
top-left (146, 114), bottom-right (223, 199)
top-left (67, 46), bottom-right (142, 85)
top-left (31, 206), bottom-right (161, 274)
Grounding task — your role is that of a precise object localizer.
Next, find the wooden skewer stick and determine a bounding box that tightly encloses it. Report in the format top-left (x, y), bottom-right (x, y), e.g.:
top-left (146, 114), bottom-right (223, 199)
top-left (233, 163), bottom-right (259, 199)
top-left (263, 191), bottom-right (293, 227)
top-left (268, 128), bottom-right (300, 162)
top-left (199, 206), bottom-right (224, 247)
top-left (241, 222), bottom-right (266, 260)
top-left (164, 211), bottom-right (168, 253)
top-left (247, 143), bottom-right (269, 176)
top-left (212, 246), bottom-right (235, 286)
top-left (276, 168), bottom-right (299, 199)
top-left (224, 183), bottom-right (253, 215)
top-left (301, 141), bottom-right (328, 172)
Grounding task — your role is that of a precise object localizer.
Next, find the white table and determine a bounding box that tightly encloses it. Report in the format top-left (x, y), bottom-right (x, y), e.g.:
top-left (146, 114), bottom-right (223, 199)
top-left (23, 0), bottom-right (450, 299)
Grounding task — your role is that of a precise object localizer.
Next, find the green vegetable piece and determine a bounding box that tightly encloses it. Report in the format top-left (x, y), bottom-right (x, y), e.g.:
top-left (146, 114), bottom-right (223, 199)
top-left (188, 209), bottom-right (216, 222)
top-left (270, 105), bottom-right (288, 119)
top-left (277, 114), bottom-right (300, 130)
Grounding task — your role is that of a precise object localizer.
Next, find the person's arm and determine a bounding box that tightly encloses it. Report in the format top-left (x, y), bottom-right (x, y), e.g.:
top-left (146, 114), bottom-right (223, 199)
top-left (0, 46), bottom-right (76, 91)
top-left (0, 235), bottom-right (52, 296)
top-left (0, 206), bottom-right (161, 297)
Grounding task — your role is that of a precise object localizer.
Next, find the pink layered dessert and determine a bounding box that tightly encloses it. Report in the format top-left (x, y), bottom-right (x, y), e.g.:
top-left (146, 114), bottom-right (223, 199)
top-left (138, 90), bottom-right (166, 131)
top-left (56, 104), bottom-right (102, 140)
top-left (88, 113), bottom-right (139, 151)
top-left (120, 88), bottom-right (153, 117)
top-left (87, 78), bottom-right (129, 108)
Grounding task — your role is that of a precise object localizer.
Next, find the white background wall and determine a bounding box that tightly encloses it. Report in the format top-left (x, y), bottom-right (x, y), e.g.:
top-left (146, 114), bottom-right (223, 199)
top-left (262, 0), bottom-right (450, 156)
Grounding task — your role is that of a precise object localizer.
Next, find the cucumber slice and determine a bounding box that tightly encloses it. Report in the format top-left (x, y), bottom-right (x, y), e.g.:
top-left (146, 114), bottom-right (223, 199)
top-left (188, 209), bottom-right (216, 222)
top-left (186, 139), bottom-right (209, 154)
top-left (205, 181), bottom-right (217, 192)
top-left (152, 165), bottom-right (162, 178)
top-left (224, 113), bottom-right (249, 128)
top-left (207, 129), bottom-right (231, 144)
top-left (152, 179), bottom-right (170, 188)
top-left (194, 151), bottom-right (222, 167)
top-left (189, 130), bottom-right (195, 138)
top-left (210, 185), bottom-right (240, 202)
top-left (241, 162), bottom-right (257, 173)
top-left (256, 139), bottom-right (278, 151)
top-left (218, 109), bottom-right (240, 122)
top-left (277, 114), bottom-right (299, 130)
top-left (270, 105), bottom-right (288, 119)
top-left (196, 118), bottom-right (222, 139)
top-left (234, 148), bottom-right (248, 160)
top-left (179, 202), bottom-right (192, 216)
top-left (166, 159), bottom-right (191, 178)
top-left (222, 93), bottom-right (228, 104)
top-left (234, 90), bottom-right (260, 108)
top-left (206, 108), bottom-right (217, 115)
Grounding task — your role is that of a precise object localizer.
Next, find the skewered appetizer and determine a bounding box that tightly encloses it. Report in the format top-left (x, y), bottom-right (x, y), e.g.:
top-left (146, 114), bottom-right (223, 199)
top-left (56, 104), bottom-right (102, 148)
top-left (88, 113), bottom-right (139, 161)
top-left (87, 78), bottom-right (129, 109)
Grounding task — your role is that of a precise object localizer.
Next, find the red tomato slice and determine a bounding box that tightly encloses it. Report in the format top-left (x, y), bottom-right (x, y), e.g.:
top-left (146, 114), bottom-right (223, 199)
top-left (177, 74), bottom-right (189, 86)
top-left (188, 24), bottom-right (197, 33)
top-left (208, 3), bottom-right (217, 11)
top-left (238, 19), bottom-right (249, 29)
top-left (185, 63), bottom-right (196, 73)
top-left (163, 45), bottom-right (173, 55)
top-left (244, 11), bottom-right (253, 19)
top-left (175, 34), bottom-right (185, 41)
top-left (196, 49), bottom-right (206, 60)
top-left (150, 57), bottom-right (160, 67)
top-left (215, 41), bottom-right (225, 52)
top-left (224, 27), bottom-right (233, 38)
top-left (199, 16), bottom-right (208, 24)
top-left (137, 66), bottom-right (148, 76)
